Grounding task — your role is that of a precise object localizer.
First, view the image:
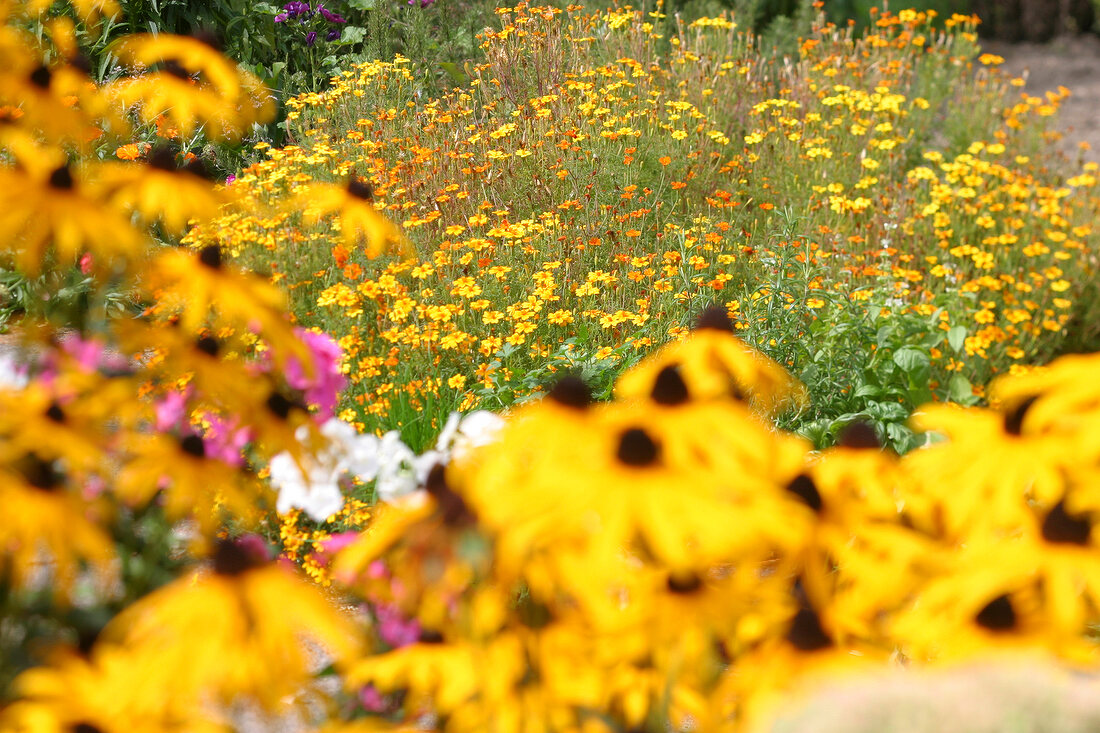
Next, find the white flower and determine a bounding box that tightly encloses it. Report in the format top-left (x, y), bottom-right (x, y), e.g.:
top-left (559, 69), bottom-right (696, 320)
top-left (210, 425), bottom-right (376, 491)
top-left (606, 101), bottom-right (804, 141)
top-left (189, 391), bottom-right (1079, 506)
top-left (0, 351), bottom-right (29, 390)
top-left (435, 410), bottom-right (505, 461)
top-left (371, 431), bottom-right (419, 502)
top-left (269, 451), bottom-right (345, 522)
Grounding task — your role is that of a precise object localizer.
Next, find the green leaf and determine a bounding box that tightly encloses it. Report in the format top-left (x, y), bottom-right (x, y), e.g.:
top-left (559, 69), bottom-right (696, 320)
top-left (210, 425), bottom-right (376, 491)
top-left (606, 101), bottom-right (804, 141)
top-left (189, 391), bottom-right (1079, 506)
top-left (439, 61), bottom-right (467, 83)
top-left (340, 25), bottom-right (367, 44)
top-left (947, 325), bottom-right (967, 353)
top-left (885, 421), bottom-right (914, 451)
top-left (346, 0), bottom-right (376, 8)
top-left (947, 373), bottom-right (976, 404)
top-left (893, 346), bottom-right (930, 374)
top-left (853, 384), bottom-right (882, 399)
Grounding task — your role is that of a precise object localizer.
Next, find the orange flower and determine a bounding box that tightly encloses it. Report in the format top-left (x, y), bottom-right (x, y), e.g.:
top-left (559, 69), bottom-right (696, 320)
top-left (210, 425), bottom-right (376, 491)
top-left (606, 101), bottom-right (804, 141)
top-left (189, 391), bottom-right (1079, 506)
top-left (114, 142), bottom-right (150, 160)
top-left (659, 156), bottom-right (672, 166)
top-left (155, 114), bottom-right (180, 138)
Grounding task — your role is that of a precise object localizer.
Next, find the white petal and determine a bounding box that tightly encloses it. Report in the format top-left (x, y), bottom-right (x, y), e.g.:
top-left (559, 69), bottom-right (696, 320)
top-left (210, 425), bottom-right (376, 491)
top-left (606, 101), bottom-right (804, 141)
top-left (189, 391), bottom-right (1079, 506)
top-left (435, 412), bottom-right (462, 452)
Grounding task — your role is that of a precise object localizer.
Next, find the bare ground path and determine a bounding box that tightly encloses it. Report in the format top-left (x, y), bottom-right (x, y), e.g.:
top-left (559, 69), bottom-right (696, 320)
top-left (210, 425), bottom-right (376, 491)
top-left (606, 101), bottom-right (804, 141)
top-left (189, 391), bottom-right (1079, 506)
top-left (983, 33), bottom-right (1100, 159)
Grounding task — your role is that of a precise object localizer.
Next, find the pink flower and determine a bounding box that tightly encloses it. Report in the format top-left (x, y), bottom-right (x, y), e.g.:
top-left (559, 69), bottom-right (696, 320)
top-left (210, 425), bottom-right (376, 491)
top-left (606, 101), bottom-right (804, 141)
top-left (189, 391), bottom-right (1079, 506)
top-left (358, 684), bottom-right (386, 712)
top-left (155, 390), bottom-right (189, 431)
top-left (285, 328), bottom-right (346, 419)
top-left (202, 413), bottom-right (251, 467)
top-left (79, 252), bottom-right (94, 274)
top-left (60, 334), bottom-right (104, 373)
top-left (310, 531), bottom-right (359, 567)
top-left (374, 602), bottom-right (420, 648)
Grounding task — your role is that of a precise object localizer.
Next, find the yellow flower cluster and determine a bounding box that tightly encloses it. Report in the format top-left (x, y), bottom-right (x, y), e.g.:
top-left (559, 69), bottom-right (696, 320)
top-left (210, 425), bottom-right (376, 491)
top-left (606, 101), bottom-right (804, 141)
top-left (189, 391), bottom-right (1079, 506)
top-left (327, 311), bottom-right (1100, 731)
top-left (190, 3), bottom-right (1100, 436)
top-left (0, 2), bottom-right (396, 727)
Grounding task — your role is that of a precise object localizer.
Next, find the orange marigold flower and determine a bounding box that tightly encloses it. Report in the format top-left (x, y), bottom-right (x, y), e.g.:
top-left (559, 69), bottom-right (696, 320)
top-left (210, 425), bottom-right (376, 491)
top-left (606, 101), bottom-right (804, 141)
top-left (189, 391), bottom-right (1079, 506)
top-left (115, 142), bottom-right (150, 160)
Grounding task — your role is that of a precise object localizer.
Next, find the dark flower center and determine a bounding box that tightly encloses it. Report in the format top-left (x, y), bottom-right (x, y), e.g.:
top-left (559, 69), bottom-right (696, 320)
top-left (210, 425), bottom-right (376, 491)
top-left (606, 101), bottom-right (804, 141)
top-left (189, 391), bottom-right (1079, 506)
top-left (617, 428), bottom-right (659, 467)
top-left (425, 463), bottom-right (476, 527)
top-left (418, 628), bottom-right (445, 644)
top-left (191, 29), bottom-right (223, 51)
top-left (347, 177), bottom-right (374, 201)
top-left (211, 537), bottom-right (267, 576)
top-left (975, 594), bottom-right (1017, 631)
top-left (180, 434), bottom-right (205, 458)
top-left (786, 606), bottom-right (832, 651)
top-left (1041, 500), bottom-right (1091, 545)
top-left (518, 598), bottom-right (554, 629)
top-left (837, 421), bottom-right (880, 450)
top-left (694, 305), bottom-right (734, 332)
top-left (69, 53), bottom-right (92, 75)
top-left (785, 474), bottom-right (824, 513)
top-left (30, 65), bottom-right (52, 89)
top-left (184, 157), bottom-right (212, 181)
top-left (198, 245), bottom-right (223, 269)
top-left (266, 392), bottom-right (296, 419)
top-left (45, 402), bottom-right (66, 423)
top-left (19, 454), bottom-right (64, 491)
top-left (148, 146), bottom-right (178, 171)
top-left (49, 165), bottom-right (74, 190)
top-left (666, 571), bottom-right (703, 594)
top-left (70, 723), bottom-right (106, 733)
top-left (546, 375), bottom-right (591, 409)
top-left (195, 335), bottom-right (220, 356)
top-left (1003, 395), bottom-right (1038, 436)
top-left (160, 59), bottom-right (193, 80)
top-left (651, 364), bottom-right (689, 405)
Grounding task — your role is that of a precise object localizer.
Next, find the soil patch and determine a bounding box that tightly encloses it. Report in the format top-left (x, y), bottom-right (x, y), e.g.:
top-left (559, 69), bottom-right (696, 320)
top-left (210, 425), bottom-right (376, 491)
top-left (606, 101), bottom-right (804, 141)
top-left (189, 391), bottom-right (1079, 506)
top-left (982, 33), bottom-right (1100, 159)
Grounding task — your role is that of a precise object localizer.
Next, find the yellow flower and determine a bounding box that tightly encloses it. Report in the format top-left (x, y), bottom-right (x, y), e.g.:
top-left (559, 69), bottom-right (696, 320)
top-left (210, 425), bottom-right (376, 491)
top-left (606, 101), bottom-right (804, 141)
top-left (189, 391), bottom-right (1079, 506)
top-left (295, 178), bottom-right (409, 258)
top-left (2, 644), bottom-right (225, 733)
top-left (102, 537), bottom-right (364, 709)
top-left (616, 307), bottom-right (807, 414)
top-left (0, 460), bottom-right (115, 600)
top-left (0, 147), bottom-right (144, 274)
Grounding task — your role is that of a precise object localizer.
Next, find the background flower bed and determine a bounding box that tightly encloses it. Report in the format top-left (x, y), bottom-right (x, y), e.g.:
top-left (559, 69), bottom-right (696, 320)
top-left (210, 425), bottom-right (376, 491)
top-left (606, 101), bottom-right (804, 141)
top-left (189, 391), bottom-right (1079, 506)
top-left (186, 3), bottom-right (1100, 452)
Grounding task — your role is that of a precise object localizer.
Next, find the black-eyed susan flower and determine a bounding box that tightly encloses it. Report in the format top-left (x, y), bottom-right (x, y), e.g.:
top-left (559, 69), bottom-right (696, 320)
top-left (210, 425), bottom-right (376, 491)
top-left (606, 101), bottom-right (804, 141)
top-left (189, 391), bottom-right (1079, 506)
top-left (114, 431), bottom-right (265, 537)
top-left (0, 460), bottom-right (115, 600)
top-left (615, 306), bottom-right (808, 414)
top-left (0, 133), bottom-right (145, 274)
top-left (1, 644), bottom-right (225, 733)
top-left (294, 177), bottom-right (410, 259)
top-left (95, 147), bottom-right (236, 234)
top-left (100, 536), bottom-right (364, 711)
top-left (141, 245), bottom-right (308, 369)
top-left (105, 33), bottom-right (273, 139)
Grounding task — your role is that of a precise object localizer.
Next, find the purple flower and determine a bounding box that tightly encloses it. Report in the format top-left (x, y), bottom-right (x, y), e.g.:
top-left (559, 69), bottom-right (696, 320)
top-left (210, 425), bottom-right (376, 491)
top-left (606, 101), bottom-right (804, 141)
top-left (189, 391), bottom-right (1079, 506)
top-left (282, 1), bottom-right (311, 16)
top-left (318, 4), bottom-right (346, 22)
top-left (306, 30), bottom-right (317, 46)
top-left (326, 28), bottom-right (341, 41)
top-left (274, 12), bottom-right (288, 22)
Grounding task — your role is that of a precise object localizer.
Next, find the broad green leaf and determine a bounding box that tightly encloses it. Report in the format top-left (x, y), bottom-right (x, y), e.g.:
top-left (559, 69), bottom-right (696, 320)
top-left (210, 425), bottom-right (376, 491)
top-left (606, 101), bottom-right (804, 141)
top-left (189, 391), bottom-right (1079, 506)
top-left (893, 346), bottom-right (930, 374)
top-left (947, 373), bottom-right (975, 404)
top-left (947, 325), bottom-right (967, 353)
top-left (340, 26), bottom-right (368, 44)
